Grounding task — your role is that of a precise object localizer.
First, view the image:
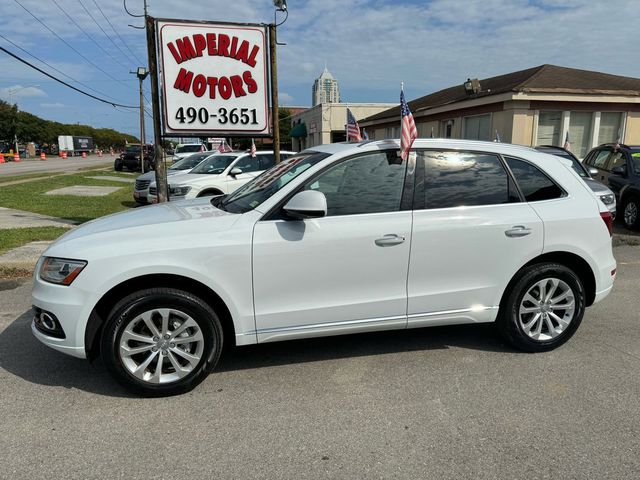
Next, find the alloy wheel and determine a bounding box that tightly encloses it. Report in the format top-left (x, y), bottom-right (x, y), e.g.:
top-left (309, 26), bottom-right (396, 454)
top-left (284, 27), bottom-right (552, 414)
top-left (518, 278), bottom-right (575, 341)
top-left (624, 201), bottom-right (638, 227)
top-left (118, 308), bottom-right (205, 384)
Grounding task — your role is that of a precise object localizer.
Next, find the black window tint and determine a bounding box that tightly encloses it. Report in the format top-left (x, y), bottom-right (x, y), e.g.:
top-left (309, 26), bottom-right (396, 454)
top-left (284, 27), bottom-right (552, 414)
top-left (423, 151), bottom-right (514, 209)
top-left (304, 151), bottom-right (407, 216)
top-left (234, 155), bottom-right (261, 173)
top-left (257, 154), bottom-right (275, 170)
top-left (505, 157), bottom-right (563, 202)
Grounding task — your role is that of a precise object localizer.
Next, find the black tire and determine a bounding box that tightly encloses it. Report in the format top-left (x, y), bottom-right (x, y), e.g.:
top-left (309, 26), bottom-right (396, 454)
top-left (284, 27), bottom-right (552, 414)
top-left (497, 262), bottom-right (585, 352)
top-left (621, 195), bottom-right (640, 229)
top-left (114, 161), bottom-right (123, 172)
top-left (101, 288), bottom-right (223, 397)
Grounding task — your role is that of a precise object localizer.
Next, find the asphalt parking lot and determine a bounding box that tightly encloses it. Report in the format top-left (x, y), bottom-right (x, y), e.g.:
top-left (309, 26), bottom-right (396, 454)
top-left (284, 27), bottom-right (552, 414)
top-left (1, 245), bottom-right (639, 480)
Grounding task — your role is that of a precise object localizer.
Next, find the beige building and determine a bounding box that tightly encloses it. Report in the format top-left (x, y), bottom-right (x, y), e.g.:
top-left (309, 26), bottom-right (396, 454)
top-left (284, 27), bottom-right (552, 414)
top-left (290, 103), bottom-right (396, 151)
top-left (359, 65), bottom-right (640, 159)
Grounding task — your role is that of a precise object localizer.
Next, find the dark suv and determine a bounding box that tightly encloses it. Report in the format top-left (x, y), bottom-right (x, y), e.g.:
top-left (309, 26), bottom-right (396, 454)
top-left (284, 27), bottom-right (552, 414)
top-left (115, 144), bottom-right (155, 172)
top-left (583, 143), bottom-right (640, 228)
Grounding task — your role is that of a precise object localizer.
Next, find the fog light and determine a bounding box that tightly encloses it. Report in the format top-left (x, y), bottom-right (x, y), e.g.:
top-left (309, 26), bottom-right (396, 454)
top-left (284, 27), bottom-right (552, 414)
top-left (33, 307), bottom-right (66, 339)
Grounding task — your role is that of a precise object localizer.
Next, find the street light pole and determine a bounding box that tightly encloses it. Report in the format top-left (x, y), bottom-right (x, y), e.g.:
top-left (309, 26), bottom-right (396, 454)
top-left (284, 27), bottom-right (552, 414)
top-left (132, 67), bottom-right (149, 173)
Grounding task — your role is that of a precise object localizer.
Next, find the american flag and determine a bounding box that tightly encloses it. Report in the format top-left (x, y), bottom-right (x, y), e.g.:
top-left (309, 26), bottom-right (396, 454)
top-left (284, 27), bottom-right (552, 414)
top-left (346, 108), bottom-right (362, 142)
top-left (614, 129), bottom-right (621, 150)
top-left (250, 138), bottom-right (257, 157)
top-left (400, 89), bottom-right (417, 161)
top-left (218, 139), bottom-right (232, 153)
top-left (494, 130), bottom-right (501, 142)
top-left (362, 128), bottom-right (369, 140)
top-left (563, 131), bottom-right (571, 151)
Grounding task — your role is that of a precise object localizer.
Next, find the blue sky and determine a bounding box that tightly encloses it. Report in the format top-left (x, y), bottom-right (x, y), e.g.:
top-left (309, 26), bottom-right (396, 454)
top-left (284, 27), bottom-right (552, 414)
top-left (0, 0), bottom-right (639, 137)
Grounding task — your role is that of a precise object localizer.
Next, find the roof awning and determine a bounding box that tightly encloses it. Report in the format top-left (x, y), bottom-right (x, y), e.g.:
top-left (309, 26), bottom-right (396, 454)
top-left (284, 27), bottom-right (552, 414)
top-left (290, 123), bottom-right (307, 137)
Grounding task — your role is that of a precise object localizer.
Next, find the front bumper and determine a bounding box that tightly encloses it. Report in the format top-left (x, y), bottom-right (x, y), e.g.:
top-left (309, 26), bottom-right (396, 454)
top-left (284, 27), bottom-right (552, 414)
top-left (31, 272), bottom-right (90, 359)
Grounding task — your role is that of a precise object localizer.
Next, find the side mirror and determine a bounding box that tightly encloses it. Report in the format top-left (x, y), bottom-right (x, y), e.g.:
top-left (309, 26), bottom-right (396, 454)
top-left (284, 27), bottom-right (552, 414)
top-left (589, 168), bottom-right (598, 176)
top-left (611, 165), bottom-right (626, 176)
top-left (229, 167), bottom-right (242, 176)
top-left (282, 190), bottom-right (327, 220)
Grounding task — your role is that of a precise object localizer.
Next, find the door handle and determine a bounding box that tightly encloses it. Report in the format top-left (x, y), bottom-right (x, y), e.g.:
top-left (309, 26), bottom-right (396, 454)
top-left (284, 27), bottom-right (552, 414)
top-left (505, 225), bottom-right (532, 238)
top-left (375, 234), bottom-right (406, 247)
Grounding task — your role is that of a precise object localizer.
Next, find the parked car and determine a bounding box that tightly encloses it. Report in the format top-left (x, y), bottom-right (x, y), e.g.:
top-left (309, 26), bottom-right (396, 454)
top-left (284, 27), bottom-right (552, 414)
top-left (172, 143), bottom-right (206, 161)
top-left (133, 152), bottom-right (215, 204)
top-left (31, 139), bottom-right (616, 396)
top-left (583, 143), bottom-right (640, 228)
top-left (147, 150), bottom-right (295, 202)
top-left (115, 144), bottom-right (155, 172)
top-left (535, 145), bottom-right (616, 217)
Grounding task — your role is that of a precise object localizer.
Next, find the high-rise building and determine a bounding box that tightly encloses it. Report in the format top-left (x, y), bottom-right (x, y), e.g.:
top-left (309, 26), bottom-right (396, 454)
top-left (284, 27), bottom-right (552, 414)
top-left (312, 66), bottom-right (340, 106)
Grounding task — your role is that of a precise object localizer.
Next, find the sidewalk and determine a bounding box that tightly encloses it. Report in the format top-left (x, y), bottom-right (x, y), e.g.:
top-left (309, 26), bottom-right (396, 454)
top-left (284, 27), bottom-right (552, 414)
top-left (0, 207), bottom-right (76, 274)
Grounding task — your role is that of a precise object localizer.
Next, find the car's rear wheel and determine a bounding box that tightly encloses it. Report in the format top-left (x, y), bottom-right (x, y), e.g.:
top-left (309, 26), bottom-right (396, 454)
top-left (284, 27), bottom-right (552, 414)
top-left (622, 196), bottom-right (640, 229)
top-left (101, 288), bottom-right (223, 397)
top-left (114, 160), bottom-right (123, 171)
top-left (497, 262), bottom-right (585, 352)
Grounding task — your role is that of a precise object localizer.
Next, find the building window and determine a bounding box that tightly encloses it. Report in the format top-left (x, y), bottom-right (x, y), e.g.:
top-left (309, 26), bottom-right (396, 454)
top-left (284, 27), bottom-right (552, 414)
top-left (598, 112), bottom-right (623, 144)
top-left (568, 111), bottom-right (593, 159)
top-left (463, 114), bottom-right (491, 141)
top-left (536, 111), bottom-right (562, 146)
top-left (440, 120), bottom-right (453, 138)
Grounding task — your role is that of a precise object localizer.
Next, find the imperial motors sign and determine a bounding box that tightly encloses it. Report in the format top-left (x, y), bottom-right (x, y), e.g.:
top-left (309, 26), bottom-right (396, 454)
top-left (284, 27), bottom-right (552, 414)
top-left (157, 20), bottom-right (270, 136)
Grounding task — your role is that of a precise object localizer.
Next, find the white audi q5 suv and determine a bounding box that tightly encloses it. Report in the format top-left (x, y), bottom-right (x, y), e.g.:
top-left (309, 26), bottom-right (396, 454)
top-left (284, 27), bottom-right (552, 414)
top-left (32, 139), bottom-right (616, 396)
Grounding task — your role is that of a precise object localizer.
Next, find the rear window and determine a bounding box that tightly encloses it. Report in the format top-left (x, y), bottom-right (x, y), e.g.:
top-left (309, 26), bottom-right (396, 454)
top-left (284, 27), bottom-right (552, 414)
top-left (422, 151), bottom-right (518, 209)
top-left (176, 144), bottom-right (203, 154)
top-left (505, 157), bottom-right (564, 202)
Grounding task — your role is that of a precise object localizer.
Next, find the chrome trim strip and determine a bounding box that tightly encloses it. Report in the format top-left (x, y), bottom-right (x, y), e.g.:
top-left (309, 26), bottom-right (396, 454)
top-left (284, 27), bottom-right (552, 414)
top-left (407, 306), bottom-right (497, 319)
top-left (256, 314), bottom-right (406, 335)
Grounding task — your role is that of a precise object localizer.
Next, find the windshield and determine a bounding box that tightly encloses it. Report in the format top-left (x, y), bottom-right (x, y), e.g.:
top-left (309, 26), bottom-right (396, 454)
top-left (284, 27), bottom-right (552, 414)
top-left (169, 153), bottom-right (211, 170)
top-left (176, 144), bottom-right (203, 154)
top-left (190, 154), bottom-right (237, 175)
top-left (566, 157), bottom-right (589, 177)
top-left (220, 151), bottom-right (330, 214)
top-left (125, 146), bottom-right (143, 153)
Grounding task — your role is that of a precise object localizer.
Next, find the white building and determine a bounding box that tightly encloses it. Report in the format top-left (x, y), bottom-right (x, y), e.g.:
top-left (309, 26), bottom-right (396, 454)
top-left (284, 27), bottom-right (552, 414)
top-left (312, 67), bottom-right (340, 106)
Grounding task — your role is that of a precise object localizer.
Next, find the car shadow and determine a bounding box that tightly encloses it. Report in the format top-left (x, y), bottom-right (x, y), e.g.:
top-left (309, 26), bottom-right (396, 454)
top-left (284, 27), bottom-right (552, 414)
top-left (0, 309), bottom-right (517, 398)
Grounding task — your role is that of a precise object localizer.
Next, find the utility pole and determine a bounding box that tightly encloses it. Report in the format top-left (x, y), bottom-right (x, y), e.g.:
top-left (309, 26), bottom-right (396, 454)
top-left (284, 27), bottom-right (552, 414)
top-left (131, 67), bottom-right (149, 173)
top-left (144, 6), bottom-right (168, 202)
top-left (268, 24), bottom-right (280, 164)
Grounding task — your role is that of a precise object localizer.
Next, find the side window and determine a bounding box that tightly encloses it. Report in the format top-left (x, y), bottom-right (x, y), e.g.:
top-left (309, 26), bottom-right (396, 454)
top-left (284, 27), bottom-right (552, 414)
top-left (585, 150), bottom-right (610, 169)
top-left (423, 151), bottom-right (517, 209)
top-left (257, 154), bottom-right (275, 171)
top-left (234, 155), bottom-right (260, 173)
top-left (505, 157), bottom-right (564, 202)
top-left (606, 152), bottom-right (626, 171)
top-left (303, 151), bottom-right (407, 216)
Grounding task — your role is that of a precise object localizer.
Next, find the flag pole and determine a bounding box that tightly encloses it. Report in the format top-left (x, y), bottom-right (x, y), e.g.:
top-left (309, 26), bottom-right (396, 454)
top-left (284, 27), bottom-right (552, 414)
top-left (345, 103), bottom-right (349, 143)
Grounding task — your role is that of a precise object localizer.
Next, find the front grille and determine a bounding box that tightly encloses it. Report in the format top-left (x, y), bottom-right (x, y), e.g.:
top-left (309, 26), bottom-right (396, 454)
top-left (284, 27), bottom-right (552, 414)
top-left (135, 179), bottom-right (151, 190)
top-left (149, 186), bottom-right (157, 195)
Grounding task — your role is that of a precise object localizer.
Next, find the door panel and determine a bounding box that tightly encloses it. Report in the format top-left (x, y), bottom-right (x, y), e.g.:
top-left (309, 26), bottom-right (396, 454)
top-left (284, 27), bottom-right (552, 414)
top-left (408, 204), bottom-right (543, 326)
top-left (253, 212), bottom-right (412, 342)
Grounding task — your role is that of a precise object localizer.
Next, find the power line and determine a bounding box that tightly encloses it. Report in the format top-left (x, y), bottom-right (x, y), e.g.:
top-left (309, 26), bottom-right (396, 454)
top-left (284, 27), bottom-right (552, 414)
top-left (91, 0), bottom-right (144, 65)
top-left (0, 45), bottom-right (137, 108)
top-left (12, 0), bottom-right (134, 91)
top-left (0, 33), bottom-right (127, 104)
top-left (77, 0), bottom-right (139, 67)
top-left (50, 0), bottom-right (131, 72)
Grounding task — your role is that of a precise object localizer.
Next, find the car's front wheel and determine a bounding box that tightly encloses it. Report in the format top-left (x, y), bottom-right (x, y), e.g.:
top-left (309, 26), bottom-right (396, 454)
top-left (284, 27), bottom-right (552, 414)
top-left (497, 262), bottom-right (585, 352)
top-left (622, 196), bottom-right (640, 229)
top-left (101, 288), bottom-right (223, 396)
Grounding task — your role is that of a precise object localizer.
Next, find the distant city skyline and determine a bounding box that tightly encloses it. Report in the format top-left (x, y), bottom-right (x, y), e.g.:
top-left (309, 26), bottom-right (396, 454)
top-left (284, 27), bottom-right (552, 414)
top-left (312, 66), bottom-right (340, 106)
top-left (0, 1), bottom-right (639, 136)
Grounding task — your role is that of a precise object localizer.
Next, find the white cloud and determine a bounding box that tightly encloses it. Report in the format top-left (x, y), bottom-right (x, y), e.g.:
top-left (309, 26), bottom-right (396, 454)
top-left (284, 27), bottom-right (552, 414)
top-left (0, 85), bottom-right (46, 102)
top-left (279, 92), bottom-right (295, 104)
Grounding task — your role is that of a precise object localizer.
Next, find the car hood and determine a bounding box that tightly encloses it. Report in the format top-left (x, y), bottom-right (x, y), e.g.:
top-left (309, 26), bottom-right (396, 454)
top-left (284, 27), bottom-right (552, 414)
top-left (583, 177), bottom-right (613, 194)
top-left (45, 197), bottom-right (238, 259)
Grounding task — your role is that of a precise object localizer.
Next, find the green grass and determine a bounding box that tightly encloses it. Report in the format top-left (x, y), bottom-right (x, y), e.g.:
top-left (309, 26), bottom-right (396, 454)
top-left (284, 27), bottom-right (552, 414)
top-left (0, 171), bottom-right (60, 185)
top-left (0, 226), bottom-right (71, 255)
top-left (0, 170), bottom-right (137, 224)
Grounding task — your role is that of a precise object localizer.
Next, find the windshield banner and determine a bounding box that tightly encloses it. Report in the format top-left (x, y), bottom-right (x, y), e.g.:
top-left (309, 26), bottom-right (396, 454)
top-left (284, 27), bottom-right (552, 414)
top-left (157, 19), bottom-right (270, 136)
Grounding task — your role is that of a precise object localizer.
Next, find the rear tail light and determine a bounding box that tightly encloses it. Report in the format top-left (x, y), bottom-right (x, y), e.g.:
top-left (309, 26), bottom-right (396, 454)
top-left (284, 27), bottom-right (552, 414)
top-left (600, 211), bottom-right (613, 236)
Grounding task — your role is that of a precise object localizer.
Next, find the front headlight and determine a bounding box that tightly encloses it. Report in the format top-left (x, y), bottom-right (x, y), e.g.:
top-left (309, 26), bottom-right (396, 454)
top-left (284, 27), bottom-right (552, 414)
top-left (39, 257), bottom-right (87, 285)
top-left (169, 185), bottom-right (191, 196)
top-left (599, 194), bottom-right (615, 206)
